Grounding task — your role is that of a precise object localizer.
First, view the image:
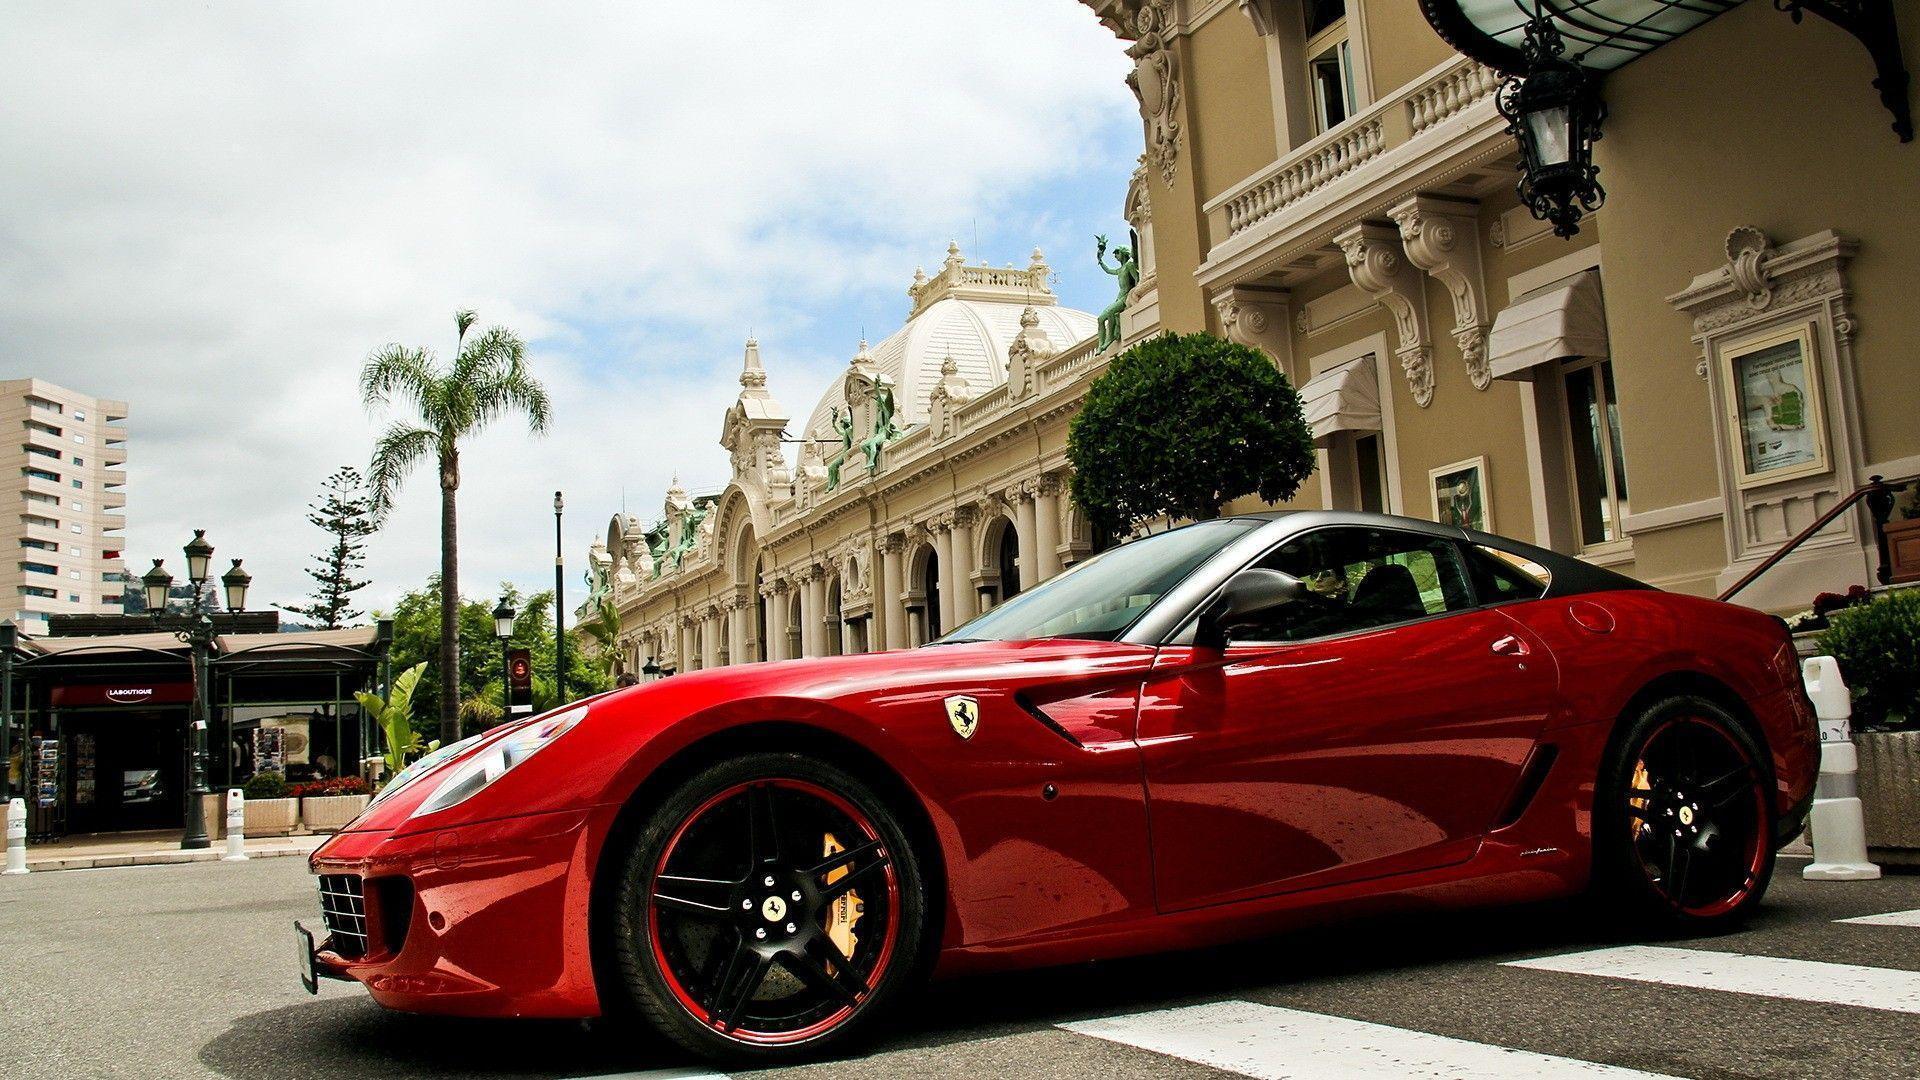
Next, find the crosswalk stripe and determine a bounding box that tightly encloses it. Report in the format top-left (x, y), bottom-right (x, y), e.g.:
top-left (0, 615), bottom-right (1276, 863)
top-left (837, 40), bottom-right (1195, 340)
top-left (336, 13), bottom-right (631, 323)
top-left (1836, 908), bottom-right (1920, 927)
top-left (561, 1069), bottom-right (728, 1080)
top-left (1059, 1000), bottom-right (1678, 1079)
top-left (1506, 945), bottom-right (1920, 1014)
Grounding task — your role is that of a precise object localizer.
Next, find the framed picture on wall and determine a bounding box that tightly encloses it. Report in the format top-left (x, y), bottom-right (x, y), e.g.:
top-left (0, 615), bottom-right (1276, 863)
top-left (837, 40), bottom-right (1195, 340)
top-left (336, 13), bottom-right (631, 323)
top-left (1429, 456), bottom-right (1491, 533)
top-left (1719, 321), bottom-right (1829, 489)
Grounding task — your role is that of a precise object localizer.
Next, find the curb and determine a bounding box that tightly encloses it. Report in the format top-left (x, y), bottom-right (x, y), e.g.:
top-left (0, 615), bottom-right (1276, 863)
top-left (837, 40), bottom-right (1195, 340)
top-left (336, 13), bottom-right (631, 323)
top-left (22, 844), bottom-right (318, 873)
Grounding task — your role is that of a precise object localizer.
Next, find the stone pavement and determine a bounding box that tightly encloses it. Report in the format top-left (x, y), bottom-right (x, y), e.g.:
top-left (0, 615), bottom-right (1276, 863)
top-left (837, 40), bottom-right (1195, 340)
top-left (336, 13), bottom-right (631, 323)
top-left (15, 827), bottom-right (325, 871)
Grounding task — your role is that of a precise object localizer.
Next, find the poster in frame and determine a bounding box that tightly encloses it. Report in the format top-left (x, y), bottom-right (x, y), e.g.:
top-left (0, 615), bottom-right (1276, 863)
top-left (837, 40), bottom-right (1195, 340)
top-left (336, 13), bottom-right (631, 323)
top-left (1718, 321), bottom-right (1829, 490)
top-left (1429, 456), bottom-right (1491, 533)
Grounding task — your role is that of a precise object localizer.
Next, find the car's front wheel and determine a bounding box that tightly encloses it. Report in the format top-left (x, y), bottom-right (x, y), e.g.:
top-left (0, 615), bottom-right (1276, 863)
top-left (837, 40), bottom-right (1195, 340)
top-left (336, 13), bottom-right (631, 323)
top-left (1593, 695), bottom-right (1776, 929)
top-left (610, 752), bottom-right (929, 1065)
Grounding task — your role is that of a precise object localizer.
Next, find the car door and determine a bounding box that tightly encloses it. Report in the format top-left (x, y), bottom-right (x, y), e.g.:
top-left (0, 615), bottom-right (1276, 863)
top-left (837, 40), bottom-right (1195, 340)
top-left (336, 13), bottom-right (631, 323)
top-left (1137, 525), bottom-right (1560, 913)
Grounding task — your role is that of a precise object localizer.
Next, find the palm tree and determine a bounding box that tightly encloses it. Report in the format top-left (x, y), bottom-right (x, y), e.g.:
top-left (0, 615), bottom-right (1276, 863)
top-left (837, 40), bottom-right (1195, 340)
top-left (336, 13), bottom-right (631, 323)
top-left (363, 310), bottom-right (551, 743)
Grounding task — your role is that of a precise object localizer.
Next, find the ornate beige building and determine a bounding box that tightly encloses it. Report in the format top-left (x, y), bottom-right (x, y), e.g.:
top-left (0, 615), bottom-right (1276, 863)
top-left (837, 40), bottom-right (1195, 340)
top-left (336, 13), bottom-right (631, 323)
top-left (596, 0), bottom-right (1917, 672)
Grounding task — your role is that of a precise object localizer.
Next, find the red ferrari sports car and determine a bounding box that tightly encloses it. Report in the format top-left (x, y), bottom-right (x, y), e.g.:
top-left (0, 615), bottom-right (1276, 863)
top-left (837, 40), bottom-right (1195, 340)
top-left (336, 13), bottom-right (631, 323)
top-left (303, 511), bottom-right (1817, 1065)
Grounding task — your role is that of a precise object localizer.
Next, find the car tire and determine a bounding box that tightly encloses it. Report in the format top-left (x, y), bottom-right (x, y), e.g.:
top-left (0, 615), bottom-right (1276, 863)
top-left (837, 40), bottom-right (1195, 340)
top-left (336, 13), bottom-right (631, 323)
top-left (609, 751), bottom-right (930, 1066)
top-left (1592, 694), bottom-right (1776, 931)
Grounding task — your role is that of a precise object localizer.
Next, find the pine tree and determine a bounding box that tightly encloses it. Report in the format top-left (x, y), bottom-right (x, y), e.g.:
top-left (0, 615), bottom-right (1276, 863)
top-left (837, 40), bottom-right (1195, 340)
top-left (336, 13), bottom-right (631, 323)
top-left (281, 466), bottom-right (377, 628)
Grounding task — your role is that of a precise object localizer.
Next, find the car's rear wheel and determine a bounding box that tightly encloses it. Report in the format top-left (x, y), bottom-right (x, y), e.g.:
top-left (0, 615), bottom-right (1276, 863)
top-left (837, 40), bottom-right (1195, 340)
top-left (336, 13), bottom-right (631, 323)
top-left (1594, 695), bottom-right (1775, 929)
top-left (611, 752), bottom-right (928, 1066)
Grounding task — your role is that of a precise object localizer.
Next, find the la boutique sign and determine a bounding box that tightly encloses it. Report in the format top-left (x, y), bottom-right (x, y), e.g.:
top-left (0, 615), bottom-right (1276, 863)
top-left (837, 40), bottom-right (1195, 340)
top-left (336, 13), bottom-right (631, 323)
top-left (106, 687), bottom-right (157, 704)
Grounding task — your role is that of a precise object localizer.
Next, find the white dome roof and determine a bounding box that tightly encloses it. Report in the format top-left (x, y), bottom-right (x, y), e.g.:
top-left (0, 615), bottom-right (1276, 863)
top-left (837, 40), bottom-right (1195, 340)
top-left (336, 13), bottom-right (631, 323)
top-left (801, 250), bottom-right (1095, 443)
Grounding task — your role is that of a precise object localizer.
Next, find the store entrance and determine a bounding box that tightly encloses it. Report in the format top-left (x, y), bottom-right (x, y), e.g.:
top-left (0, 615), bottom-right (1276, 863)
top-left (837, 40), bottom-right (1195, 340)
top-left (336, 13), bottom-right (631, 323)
top-left (62, 710), bottom-right (187, 834)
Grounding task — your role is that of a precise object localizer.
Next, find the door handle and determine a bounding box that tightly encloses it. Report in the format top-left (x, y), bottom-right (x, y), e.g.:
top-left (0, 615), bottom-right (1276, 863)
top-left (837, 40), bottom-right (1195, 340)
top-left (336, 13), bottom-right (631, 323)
top-left (1491, 635), bottom-right (1531, 658)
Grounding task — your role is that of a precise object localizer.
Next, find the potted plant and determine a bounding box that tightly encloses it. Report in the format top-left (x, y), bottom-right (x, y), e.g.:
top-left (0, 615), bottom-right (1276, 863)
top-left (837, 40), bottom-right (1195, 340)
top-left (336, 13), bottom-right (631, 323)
top-left (291, 775), bottom-right (372, 833)
top-left (1818, 589), bottom-right (1920, 864)
top-left (240, 770), bottom-right (299, 837)
top-left (1885, 486), bottom-right (1920, 585)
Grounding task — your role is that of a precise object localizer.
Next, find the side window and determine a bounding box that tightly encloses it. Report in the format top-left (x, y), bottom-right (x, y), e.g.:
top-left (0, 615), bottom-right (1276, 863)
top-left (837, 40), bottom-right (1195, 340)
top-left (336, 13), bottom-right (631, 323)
top-left (1235, 527), bottom-right (1475, 642)
top-left (1466, 544), bottom-right (1552, 605)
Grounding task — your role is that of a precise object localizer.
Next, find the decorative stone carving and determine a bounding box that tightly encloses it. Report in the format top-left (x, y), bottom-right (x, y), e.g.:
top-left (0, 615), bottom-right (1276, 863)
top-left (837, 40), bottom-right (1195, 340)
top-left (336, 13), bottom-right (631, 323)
top-left (1118, 1), bottom-right (1182, 187)
top-left (927, 355), bottom-right (974, 441)
top-left (1006, 306), bottom-right (1059, 400)
top-left (1391, 195), bottom-right (1490, 391)
top-left (1210, 284), bottom-right (1293, 375)
top-left (1335, 222), bottom-right (1434, 407)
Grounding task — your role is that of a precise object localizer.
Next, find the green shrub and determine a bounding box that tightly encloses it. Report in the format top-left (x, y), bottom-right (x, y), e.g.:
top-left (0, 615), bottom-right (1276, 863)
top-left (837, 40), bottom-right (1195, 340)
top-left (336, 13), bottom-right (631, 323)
top-left (242, 770), bottom-right (289, 800)
top-left (1068, 331), bottom-right (1315, 537)
top-left (1817, 589), bottom-right (1920, 731)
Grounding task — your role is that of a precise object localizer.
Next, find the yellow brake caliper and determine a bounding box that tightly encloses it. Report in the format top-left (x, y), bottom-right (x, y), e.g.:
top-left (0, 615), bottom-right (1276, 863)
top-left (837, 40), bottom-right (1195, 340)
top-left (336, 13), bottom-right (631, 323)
top-left (1629, 759), bottom-right (1652, 840)
top-left (820, 833), bottom-right (865, 963)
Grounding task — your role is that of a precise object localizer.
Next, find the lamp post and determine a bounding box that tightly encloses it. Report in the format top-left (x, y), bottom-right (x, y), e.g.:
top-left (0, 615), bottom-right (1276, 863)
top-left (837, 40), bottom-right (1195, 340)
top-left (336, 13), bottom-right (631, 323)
top-left (554, 491), bottom-right (567, 704)
top-left (0, 623), bottom-right (15, 805)
top-left (142, 530), bottom-right (250, 850)
top-left (1494, 12), bottom-right (1607, 238)
top-left (492, 597), bottom-right (516, 702)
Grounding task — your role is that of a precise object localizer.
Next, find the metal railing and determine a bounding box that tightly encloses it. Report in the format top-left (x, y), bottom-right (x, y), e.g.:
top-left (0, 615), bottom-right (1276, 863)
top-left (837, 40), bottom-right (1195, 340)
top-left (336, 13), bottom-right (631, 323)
top-left (1718, 474), bottom-right (1914, 603)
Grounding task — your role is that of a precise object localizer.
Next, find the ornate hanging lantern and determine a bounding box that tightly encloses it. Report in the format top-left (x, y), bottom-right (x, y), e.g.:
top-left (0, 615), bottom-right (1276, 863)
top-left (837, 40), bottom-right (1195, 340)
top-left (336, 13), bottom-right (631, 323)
top-left (1495, 14), bottom-right (1608, 238)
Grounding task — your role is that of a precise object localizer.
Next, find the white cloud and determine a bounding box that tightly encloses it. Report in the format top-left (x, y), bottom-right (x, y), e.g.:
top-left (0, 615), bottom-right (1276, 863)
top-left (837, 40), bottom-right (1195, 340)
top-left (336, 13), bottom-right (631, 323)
top-left (0, 1), bottom-right (1135, 617)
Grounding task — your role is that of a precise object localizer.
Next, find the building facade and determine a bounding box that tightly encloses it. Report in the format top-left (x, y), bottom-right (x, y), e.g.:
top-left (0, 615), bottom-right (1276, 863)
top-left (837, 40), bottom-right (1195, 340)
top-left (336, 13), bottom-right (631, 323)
top-left (1, 379), bottom-right (129, 636)
top-left (594, 0), bottom-right (1917, 671)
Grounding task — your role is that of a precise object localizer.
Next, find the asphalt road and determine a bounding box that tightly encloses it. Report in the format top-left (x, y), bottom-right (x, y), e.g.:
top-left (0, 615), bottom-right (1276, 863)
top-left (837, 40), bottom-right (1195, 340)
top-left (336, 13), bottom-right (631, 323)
top-left (2, 855), bottom-right (1916, 1079)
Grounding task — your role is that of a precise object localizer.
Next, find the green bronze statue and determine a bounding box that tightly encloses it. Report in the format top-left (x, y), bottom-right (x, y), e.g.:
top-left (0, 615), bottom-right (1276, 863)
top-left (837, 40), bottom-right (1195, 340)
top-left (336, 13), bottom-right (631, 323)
top-left (824, 407), bottom-right (855, 491)
top-left (1095, 233), bottom-right (1139, 352)
top-left (859, 382), bottom-right (903, 475)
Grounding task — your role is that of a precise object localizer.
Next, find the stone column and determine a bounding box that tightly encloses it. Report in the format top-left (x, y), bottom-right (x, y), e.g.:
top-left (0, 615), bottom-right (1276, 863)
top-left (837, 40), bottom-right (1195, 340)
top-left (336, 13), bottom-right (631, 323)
top-left (950, 506), bottom-right (978, 624)
top-left (679, 616), bottom-right (697, 672)
top-left (727, 598), bottom-right (747, 665)
top-left (1033, 475), bottom-right (1063, 582)
top-left (1013, 485), bottom-right (1039, 595)
top-left (765, 580), bottom-right (789, 661)
top-left (931, 523), bottom-right (956, 635)
top-left (802, 569), bottom-right (825, 658)
top-left (704, 608), bottom-right (723, 669)
top-left (879, 535), bottom-right (907, 650)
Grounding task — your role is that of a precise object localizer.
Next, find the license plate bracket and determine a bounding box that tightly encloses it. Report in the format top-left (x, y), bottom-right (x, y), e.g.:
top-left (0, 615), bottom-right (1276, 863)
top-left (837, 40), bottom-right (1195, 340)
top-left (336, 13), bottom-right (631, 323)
top-left (294, 920), bottom-right (319, 995)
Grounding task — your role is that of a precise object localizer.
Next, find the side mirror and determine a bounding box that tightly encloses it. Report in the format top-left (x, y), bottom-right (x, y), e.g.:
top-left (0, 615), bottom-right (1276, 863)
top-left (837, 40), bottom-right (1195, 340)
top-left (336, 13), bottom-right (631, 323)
top-left (1195, 568), bottom-right (1306, 651)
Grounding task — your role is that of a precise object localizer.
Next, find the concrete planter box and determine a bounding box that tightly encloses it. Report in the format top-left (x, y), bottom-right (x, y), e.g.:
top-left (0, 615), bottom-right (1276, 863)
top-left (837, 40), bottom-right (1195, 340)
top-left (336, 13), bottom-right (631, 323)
top-left (244, 797), bottom-right (299, 837)
top-left (300, 794), bottom-right (370, 833)
top-left (1857, 729), bottom-right (1920, 867)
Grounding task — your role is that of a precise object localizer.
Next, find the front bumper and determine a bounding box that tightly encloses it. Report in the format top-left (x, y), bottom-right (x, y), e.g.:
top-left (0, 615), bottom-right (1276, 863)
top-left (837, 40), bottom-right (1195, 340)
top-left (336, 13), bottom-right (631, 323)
top-left (306, 806), bottom-right (607, 1018)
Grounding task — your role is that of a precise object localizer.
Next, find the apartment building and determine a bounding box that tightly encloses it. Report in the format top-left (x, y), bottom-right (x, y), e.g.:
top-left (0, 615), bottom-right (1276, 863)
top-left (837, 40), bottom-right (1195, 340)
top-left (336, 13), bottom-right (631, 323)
top-left (1, 379), bottom-right (128, 635)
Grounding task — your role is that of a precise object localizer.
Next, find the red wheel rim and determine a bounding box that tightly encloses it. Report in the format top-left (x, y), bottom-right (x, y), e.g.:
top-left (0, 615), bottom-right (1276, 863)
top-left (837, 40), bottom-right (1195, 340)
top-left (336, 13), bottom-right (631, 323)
top-left (646, 778), bottom-right (900, 1045)
top-left (1624, 715), bottom-right (1769, 918)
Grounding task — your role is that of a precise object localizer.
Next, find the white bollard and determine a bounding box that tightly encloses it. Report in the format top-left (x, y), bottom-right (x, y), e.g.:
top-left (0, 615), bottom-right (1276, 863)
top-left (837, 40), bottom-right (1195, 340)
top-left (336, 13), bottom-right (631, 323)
top-left (4, 796), bottom-right (27, 875)
top-left (222, 788), bottom-right (248, 862)
top-left (1801, 655), bottom-right (1880, 881)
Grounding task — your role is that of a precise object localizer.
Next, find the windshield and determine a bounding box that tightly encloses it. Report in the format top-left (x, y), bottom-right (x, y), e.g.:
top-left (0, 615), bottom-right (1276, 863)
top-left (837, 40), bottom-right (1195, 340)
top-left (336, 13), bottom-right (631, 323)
top-left (937, 518), bottom-right (1258, 643)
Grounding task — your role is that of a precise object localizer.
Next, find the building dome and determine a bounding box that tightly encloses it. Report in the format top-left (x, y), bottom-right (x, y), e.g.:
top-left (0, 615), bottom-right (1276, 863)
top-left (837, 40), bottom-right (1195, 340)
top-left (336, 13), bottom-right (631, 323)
top-left (800, 244), bottom-right (1096, 445)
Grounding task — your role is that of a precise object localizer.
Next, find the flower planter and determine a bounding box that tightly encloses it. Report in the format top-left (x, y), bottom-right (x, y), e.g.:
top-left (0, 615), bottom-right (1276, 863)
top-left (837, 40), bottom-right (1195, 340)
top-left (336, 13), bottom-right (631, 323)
top-left (243, 796), bottom-right (299, 837)
top-left (300, 793), bottom-right (371, 833)
top-left (1856, 729), bottom-right (1920, 867)
top-left (1885, 518), bottom-right (1920, 585)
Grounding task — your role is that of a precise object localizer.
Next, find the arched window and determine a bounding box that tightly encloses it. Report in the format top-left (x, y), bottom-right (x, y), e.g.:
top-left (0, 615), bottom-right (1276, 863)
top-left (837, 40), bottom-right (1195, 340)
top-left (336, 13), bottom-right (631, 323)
top-left (823, 576), bottom-right (843, 657)
top-left (921, 549), bottom-right (942, 640)
top-left (997, 519), bottom-right (1022, 602)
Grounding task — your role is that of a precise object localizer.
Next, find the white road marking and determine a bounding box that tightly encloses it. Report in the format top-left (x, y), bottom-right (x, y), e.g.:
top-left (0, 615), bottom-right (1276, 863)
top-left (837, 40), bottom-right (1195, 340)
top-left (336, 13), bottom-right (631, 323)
top-left (1506, 945), bottom-right (1920, 1014)
top-left (561, 1070), bottom-right (728, 1080)
top-left (1837, 908), bottom-right (1920, 927)
top-left (1059, 1000), bottom-right (1677, 1078)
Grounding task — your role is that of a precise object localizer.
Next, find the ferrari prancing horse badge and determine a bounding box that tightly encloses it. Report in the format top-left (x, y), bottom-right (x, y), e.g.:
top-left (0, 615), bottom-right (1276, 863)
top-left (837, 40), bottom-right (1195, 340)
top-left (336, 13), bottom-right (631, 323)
top-left (944, 695), bottom-right (979, 741)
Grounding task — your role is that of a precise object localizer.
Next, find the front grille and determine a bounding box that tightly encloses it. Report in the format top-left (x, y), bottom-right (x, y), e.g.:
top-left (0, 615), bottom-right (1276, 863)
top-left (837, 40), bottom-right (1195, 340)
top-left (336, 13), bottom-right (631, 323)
top-left (318, 874), bottom-right (369, 959)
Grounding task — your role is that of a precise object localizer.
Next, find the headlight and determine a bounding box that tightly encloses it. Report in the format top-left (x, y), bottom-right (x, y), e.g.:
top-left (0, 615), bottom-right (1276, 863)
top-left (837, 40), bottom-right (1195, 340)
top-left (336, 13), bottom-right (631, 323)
top-left (368, 732), bottom-right (484, 810)
top-left (409, 703), bottom-right (588, 819)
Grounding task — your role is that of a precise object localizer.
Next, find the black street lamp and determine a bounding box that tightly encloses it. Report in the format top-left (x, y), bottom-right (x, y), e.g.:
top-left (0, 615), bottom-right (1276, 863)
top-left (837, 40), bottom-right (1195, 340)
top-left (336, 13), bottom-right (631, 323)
top-left (553, 491), bottom-right (567, 705)
top-left (1494, 13), bottom-right (1607, 239)
top-left (492, 597), bottom-right (516, 703)
top-left (144, 530), bottom-right (249, 850)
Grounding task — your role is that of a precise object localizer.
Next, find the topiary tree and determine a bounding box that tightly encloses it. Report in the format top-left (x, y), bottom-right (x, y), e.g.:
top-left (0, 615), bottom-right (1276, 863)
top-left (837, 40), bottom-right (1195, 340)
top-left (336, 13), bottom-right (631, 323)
top-left (1068, 331), bottom-right (1315, 538)
top-left (1817, 589), bottom-right (1920, 730)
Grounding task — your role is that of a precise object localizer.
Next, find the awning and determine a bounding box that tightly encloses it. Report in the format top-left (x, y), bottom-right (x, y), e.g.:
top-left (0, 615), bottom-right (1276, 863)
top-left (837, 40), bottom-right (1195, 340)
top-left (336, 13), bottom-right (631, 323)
top-left (1419, 0), bottom-right (1740, 74)
top-left (1488, 270), bottom-right (1609, 381)
top-left (1300, 355), bottom-right (1382, 444)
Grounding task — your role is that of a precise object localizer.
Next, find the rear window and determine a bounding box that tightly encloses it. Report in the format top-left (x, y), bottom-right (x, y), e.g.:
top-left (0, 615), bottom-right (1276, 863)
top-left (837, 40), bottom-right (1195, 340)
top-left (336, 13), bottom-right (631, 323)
top-left (1468, 544), bottom-right (1551, 604)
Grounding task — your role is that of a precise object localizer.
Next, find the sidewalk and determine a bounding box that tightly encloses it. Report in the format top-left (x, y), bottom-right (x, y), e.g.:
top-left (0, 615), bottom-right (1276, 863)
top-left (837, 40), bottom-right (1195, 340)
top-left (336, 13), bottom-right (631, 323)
top-left (13, 828), bottom-right (326, 872)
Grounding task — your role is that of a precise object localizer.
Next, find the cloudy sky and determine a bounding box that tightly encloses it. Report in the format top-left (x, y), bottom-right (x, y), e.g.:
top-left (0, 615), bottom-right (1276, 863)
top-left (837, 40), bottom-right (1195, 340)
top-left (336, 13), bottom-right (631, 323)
top-left (0, 1), bottom-right (1137, 619)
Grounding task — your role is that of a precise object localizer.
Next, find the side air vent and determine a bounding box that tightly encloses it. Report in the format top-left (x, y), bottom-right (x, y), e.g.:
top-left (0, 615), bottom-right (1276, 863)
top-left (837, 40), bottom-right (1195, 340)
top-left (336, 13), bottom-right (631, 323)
top-left (1494, 743), bottom-right (1559, 830)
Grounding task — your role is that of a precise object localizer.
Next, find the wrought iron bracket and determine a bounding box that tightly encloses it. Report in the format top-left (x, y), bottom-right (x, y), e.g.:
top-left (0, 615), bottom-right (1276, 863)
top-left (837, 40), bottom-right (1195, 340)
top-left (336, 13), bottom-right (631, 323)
top-left (1777, 0), bottom-right (1913, 141)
